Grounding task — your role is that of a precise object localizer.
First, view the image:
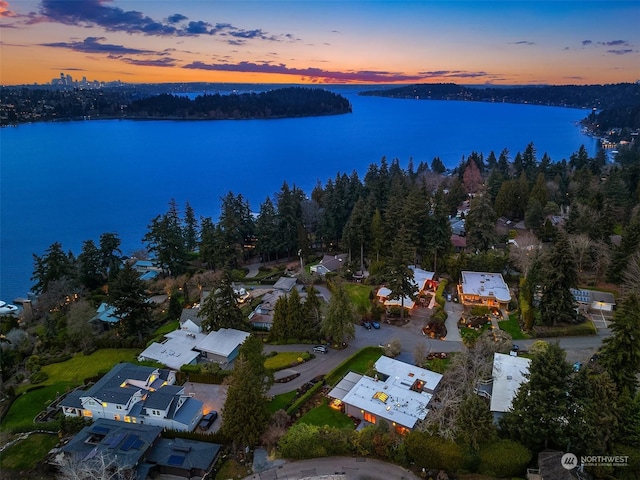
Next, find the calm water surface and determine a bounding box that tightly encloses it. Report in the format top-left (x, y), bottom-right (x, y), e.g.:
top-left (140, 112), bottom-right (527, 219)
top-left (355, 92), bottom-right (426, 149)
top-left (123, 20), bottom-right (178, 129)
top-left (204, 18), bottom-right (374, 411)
top-left (0, 92), bottom-right (597, 301)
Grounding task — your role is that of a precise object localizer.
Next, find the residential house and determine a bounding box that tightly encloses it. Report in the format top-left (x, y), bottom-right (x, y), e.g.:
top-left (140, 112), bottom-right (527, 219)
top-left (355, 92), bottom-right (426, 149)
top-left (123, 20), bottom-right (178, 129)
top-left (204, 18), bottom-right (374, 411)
top-left (273, 276), bottom-right (297, 292)
top-left (570, 288), bottom-right (616, 312)
top-left (59, 363), bottom-right (203, 431)
top-left (475, 352), bottom-right (531, 423)
top-left (451, 234), bottom-right (467, 252)
top-left (450, 218), bottom-right (466, 237)
top-left (59, 418), bottom-right (221, 480)
top-left (90, 303), bottom-right (121, 329)
top-left (310, 253), bottom-right (348, 276)
top-left (194, 328), bottom-right (250, 367)
top-left (248, 289), bottom-right (285, 331)
top-left (132, 259), bottom-right (162, 281)
top-left (458, 271), bottom-right (511, 309)
top-left (376, 266), bottom-right (437, 310)
top-left (137, 329), bottom-right (204, 370)
top-left (179, 307), bottom-right (203, 333)
top-left (328, 356), bottom-right (442, 434)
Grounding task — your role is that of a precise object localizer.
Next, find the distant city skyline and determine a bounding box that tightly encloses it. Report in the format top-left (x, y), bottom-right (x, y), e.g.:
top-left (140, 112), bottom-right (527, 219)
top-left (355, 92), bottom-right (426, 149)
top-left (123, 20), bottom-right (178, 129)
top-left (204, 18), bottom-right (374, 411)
top-left (1, 0), bottom-right (639, 86)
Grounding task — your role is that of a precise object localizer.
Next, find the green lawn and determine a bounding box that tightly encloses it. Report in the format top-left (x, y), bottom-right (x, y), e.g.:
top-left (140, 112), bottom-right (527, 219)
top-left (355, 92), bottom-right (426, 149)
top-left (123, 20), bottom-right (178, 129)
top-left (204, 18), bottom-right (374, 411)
top-left (297, 399), bottom-right (355, 429)
top-left (499, 314), bottom-right (530, 340)
top-left (0, 432), bottom-right (59, 471)
top-left (154, 320), bottom-right (179, 335)
top-left (325, 347), bottom-right (382, 386)
top-left (34, 349), bottom-right (140, 390)
top-left (424, 356), bottom-right (453, 374)
top-left (343, 283), bottom-right (374, 313)
top-left (264, 351), bottom-right (310, 371)
top-left (268, 391), bottom-right (297, 414)
top-left (4, 349), bottom-right (140, 432)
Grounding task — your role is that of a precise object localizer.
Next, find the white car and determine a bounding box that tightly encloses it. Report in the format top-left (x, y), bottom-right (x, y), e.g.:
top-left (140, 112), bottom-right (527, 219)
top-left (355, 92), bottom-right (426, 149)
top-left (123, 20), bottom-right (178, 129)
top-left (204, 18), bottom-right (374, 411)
top-left (313, 345), bottom-right (328, 354)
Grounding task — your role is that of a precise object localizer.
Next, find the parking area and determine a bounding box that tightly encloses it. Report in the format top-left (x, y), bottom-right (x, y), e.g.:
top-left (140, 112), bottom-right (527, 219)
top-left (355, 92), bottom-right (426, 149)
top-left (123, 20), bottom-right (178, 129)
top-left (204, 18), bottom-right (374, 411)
top-left (182, 382), bottom-right (228, 433)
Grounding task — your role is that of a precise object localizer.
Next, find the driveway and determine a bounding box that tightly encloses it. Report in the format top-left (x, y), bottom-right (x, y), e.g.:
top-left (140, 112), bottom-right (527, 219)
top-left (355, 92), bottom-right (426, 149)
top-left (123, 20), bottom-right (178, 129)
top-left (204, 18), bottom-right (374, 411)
top-left (182, 382), bottom-right (227, 432)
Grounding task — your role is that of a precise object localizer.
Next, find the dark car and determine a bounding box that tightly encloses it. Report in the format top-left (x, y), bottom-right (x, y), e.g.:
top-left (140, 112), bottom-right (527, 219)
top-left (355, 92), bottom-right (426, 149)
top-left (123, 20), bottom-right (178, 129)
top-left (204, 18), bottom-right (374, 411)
top-left (198, 411), bottom-right (218, 430)
top-left (362, 321), bottom-right (372, 330)
top-left (371, 321), bottom-right (380, 329)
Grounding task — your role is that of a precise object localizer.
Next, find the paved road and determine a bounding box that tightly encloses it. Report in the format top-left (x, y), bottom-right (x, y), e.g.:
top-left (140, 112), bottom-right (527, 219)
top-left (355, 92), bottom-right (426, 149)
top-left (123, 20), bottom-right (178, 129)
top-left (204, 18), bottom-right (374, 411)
top-left (244, 455), bottom-right (420, 480)
top-left (267, 306), bottom-right (608, 396)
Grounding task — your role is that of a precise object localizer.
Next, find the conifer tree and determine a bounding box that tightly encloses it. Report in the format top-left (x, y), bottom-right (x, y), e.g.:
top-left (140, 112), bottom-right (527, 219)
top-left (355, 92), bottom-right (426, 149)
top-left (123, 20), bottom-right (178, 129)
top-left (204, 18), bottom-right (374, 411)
top-left (321, 282), bottom-right (356, 345)
top-left (199, 271), bottom-right (247, 332)
top-left (501, 342), bottom-right (572, 451)
top-left (599, 293), bottom-right (640, 394)
top-left (109, 262), bottom-right (152, 341)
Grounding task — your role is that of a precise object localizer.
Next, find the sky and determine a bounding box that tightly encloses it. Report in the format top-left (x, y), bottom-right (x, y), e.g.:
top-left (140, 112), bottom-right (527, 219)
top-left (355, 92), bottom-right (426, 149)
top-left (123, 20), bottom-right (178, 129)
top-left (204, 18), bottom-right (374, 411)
top-left (1, 0), bottom-right (639, 86)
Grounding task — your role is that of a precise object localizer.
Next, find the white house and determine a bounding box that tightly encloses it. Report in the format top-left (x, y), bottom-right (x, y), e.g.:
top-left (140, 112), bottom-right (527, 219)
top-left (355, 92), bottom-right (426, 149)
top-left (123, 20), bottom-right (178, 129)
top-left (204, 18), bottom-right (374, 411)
top-left (328, 356), bottom-right (442, 435)
top-left (475, 352), bottom-right (531, 423)
top-left (458, 271), bottom-right (511, 309)
top-left (59, 363), bottom-right (203, 431)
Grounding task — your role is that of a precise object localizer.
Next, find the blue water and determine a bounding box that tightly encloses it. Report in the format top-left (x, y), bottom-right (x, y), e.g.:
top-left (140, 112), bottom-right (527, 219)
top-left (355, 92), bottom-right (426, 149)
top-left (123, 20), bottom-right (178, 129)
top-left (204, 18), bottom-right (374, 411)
top-left (0, 91), bottom-right (597, 301)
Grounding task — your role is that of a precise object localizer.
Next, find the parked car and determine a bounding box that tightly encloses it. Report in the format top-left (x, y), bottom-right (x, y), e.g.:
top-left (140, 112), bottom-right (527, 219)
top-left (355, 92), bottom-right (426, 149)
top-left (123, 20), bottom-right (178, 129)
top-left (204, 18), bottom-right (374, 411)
top-left (371, 321), bottom-right (380, 329)
top-left (313, 345), bottom-right (328, 354)
top-left (511, 344), bottom-right (520, 352)
top-left (362, 321), bottom-right (372, 330)
top-left (573, 361), bottom-right (583, 372)
top-left (198, 411), bottom-right (218, 430)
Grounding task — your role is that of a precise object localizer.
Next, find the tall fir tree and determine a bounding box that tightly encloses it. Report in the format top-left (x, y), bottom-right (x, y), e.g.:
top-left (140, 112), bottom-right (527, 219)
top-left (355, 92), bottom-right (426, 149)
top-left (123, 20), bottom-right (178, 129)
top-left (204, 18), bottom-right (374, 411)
top-left (539, 230), bottom-right (578, 326)
top-left (321, 282), bottom-right (356, 345)
top-left (199, 271), bottom-right (248, 332)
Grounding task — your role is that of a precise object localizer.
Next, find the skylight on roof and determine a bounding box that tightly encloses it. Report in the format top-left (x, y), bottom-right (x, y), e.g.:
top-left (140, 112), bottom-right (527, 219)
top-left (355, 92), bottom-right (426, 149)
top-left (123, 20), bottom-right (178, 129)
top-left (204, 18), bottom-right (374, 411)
top-left (373, 391), bottom-right (389, 403)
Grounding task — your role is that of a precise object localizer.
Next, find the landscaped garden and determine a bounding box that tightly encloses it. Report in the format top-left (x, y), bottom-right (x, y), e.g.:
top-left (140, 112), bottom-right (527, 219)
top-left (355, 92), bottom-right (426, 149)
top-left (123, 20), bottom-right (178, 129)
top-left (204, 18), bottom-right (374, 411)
top-left (498, 313), bottom-right (530, 340)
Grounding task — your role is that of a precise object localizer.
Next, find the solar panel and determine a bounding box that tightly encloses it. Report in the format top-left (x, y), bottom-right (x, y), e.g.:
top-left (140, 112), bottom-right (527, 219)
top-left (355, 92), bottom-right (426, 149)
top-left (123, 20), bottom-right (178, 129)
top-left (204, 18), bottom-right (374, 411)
top-left (120, 434), bottom-right (138, 451)
top-left (168, 454), bottom-right (185, 466)
top-left (173, 445), bottom-right (191, 453)
top-left (91, 425), bottom-right (110, 434)
top-left (106, 432), bottom-right (127, 449)
top-left (132, 439), bottom-right (144, 450)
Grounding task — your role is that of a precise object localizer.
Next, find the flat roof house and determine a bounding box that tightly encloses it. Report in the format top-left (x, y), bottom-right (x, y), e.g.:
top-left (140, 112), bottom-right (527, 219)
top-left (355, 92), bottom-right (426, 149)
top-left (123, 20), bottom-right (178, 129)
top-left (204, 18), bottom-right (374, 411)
top-left (475, 352), bottom-right (531, 423)
top-left (458, 271), bottom-right (511, 309)
top-left (570, 288), bottom-right (616, 312)
top-left (59, 363), bottom-right (203, 431)
top-left (328, 356), bottom-right (442, 434)
top-left (194, 328), bottom-right (250, 367)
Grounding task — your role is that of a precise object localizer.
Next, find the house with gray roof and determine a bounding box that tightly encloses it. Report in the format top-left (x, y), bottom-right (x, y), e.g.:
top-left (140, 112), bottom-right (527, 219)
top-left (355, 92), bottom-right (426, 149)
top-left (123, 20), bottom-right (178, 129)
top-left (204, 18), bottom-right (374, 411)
top-left (194, 328), bottom-right (250, 367)
top-left (59, 418), bottom-right (221, 479)
top-left (59, 363), bottom-right (203, 431)
top-left (310, 253), bottom-right (348, 276)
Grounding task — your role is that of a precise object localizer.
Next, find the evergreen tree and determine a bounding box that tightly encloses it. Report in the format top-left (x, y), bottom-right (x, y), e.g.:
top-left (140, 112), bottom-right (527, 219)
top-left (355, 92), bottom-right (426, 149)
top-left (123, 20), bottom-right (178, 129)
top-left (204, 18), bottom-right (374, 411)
top-left (255, 197), bottom-right (279, 262)
top-left (143, 199), bottom-right (188, 277)
top-left (221, 350), bottom-right (270, 452)
top-left (286, 288), bottom-right (305, 339)
top-left (431, 156), bottom-right (446, 174)
top-left (109, 262), bottom-right (152, 341)
top-left (277, 182), bottom-right (304, 256)
top-left (219, 192), bottom-right (254, 267)
top-left (384, 226), bottom-right (417, 321)
top-left (268, 295), bottom-right (289, 342)
top-left (302, 285), bottom-right (323, 340)
top-left (98, 232), bottom-right (122, 280)
top-left (501, 343), bottom-right (573, 451)
top-left (199, 216), bottom-right (224, 270)
top-left (455, 394), bottom-right (496, 450)
top-left (465, 193), bottom-right (497, 252)
top-left (321, 282), bottom-right (356, 345)
top-left (599, 293), bottom-right (640, 394)
top-left (199, 271), bottom-right (248, 332)
top-left (342, 197), bottom-right (371, 270)
top-left (77, 239), bottom-right (103, 290)
top-left (370, 208), bottom-right (385, 263)
top-left (183, 201), bottom-right (199, 252)
top-left (539, 230), bottom-right (578, 326)
top-left (32, 241), bottom-right (75, 294)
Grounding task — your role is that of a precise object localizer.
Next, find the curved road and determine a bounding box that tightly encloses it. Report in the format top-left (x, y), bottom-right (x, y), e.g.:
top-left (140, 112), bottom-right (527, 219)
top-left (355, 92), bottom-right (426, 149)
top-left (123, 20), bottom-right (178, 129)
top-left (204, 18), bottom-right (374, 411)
top-left (243, 455), bottom-right (420, 480)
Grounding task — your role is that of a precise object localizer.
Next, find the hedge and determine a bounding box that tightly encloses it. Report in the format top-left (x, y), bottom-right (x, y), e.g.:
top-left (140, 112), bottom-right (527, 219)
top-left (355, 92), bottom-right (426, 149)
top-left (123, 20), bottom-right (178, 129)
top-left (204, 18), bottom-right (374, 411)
top-left (478, 439), bottom-right (532, 477)
top-left (435, 279), bottom-right (448, 306)
top-left (286, 381), bottom-right (324, 416)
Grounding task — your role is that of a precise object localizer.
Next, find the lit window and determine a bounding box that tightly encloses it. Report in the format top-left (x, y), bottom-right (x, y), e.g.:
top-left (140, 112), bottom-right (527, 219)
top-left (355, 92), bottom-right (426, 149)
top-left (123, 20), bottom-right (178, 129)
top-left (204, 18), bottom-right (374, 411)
top-left (83, 410), bottom-right (93, 418)
top-left (363, 412), bottom-right (376, 424)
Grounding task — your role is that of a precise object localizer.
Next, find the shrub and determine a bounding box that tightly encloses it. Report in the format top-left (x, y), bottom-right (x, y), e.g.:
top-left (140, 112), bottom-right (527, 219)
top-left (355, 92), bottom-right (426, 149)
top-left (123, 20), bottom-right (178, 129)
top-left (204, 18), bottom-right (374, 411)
top-left (405, 431), bottom-right (464, 472)
top-left (470, 305), bottom-right (491, 316)
top-left (179, 364), bottom-right (201, 374)
top-left (435, 279), bottom-right (448, 306)
top-left (286, 381), bottom-right (324, 416)
top-left (278, 423), bottom-right (353, 459)
top-left (478, 439), bottom-right (532, 477)
top-left (29, 371), bottom-right (49, 384)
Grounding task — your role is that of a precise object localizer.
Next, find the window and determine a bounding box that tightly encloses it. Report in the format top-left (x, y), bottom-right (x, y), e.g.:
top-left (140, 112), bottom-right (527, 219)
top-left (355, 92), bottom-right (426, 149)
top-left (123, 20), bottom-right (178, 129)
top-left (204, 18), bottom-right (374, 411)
top-left (82, 410), bottom-right (93, 418)
top-left (114, 415), bottom-right (120, 421)
top-left (116, 405), bottom-right (123, 410)
top-left (363, 412), bottom-right (376, 424)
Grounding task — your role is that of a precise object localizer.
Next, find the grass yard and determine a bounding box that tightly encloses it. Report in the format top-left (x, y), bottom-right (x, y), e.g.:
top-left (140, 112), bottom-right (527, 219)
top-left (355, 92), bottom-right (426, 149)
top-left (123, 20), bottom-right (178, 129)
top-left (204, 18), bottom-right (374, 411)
top-left (154, 320), bottom-right (179, 336)
top-left (0, 432), bottom-right (59, 471)
top-left (35, 349), bottom-right (140, 390)
top-left (325, 346), bottom-right (382, 386)
top-left (343, 283), bottom-right (374, 314)
top-left (268, 391), bottom-right (297, 414)
top-left (1, 384), bottom-right (67, 432)
top-left (214, 458), bottom-right (253, 480)
top-left (297, 398), bottom-right (355, 430)
top-left (460, 324), bottom-right (491, 345)
top-left (4, 349), bottom-right (139, 432)
top-left (264, 351), bottom-right (311, 371)
top-left (499, 314), bottom-right (530, 340)
top-left (424, 356), bottom-right (453, 374)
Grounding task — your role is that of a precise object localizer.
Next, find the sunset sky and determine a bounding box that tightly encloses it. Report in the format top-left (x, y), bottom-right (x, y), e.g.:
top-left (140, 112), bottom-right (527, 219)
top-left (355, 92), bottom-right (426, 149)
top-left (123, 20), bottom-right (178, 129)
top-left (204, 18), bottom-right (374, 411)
top-left (1, 0), bottom-right (639, 86)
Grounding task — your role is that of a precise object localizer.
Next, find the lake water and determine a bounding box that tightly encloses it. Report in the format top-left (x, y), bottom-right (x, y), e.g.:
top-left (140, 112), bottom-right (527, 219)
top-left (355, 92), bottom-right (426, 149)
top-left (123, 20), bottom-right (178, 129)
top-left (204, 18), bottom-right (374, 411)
top-left (0, 89), bottom-right (597, 301)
